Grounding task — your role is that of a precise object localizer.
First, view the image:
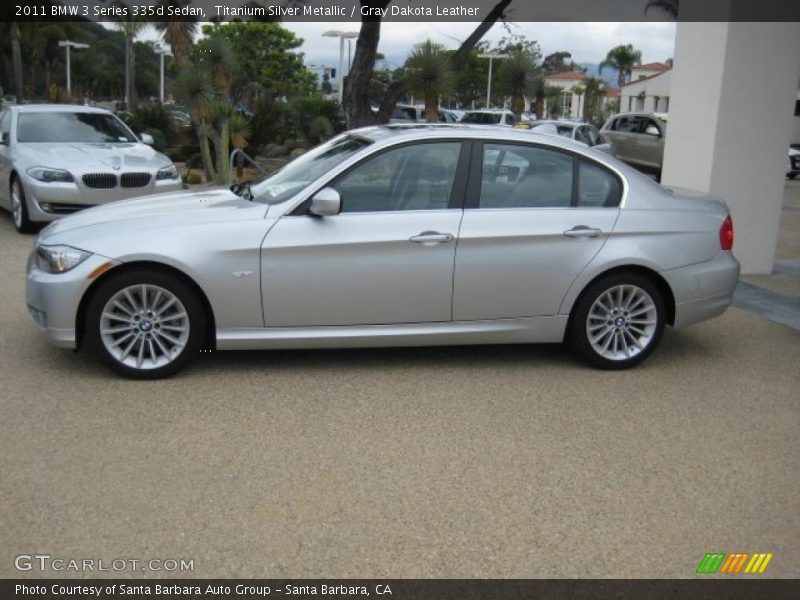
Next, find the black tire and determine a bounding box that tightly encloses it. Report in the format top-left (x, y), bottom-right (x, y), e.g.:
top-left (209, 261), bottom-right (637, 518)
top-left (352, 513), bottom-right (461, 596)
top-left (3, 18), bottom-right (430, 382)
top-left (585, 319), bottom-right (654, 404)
top-left (85, 269), bottom-right (206, 379)
top-left (788, 172), bottom-right (797, 180)
top-left (568, 272), bottom-right (666, 370)
top-left (10, 176), bottom-right (34, 234)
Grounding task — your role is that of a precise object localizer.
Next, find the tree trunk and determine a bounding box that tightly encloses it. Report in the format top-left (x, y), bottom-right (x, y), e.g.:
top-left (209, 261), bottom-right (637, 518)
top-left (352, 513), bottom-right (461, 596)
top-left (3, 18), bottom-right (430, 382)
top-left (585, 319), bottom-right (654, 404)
top-left (10, 22), bottom-right (24, 102)
top-left (347, 0), bottom-right (514, 127)
top-left (44, 58), bottom-right (52, 99)
top-left (617, 70), bottom-right (625, 90)
top-left (128, 38), bottom-right (137, 110)
top-left (124, 39), bottom-right (130, 109)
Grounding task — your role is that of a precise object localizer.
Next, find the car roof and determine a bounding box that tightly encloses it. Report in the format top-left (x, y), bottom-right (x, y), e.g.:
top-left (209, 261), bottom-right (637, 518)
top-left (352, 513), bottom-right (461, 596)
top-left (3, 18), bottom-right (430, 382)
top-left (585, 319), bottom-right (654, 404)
top-left (9, 104), bottom-right (112, 114)
top-left (612, 111), bottom-right (668, 121)
top-left (531, 120), bottom-right (579, 128)
top-left (349, 123), bottom-right (597, 152)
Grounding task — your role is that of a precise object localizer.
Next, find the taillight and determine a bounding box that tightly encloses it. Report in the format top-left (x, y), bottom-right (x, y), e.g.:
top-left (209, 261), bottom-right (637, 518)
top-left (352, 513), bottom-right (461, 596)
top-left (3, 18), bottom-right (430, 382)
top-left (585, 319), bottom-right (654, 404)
top-left (720, 215), bottom-right (734, 250)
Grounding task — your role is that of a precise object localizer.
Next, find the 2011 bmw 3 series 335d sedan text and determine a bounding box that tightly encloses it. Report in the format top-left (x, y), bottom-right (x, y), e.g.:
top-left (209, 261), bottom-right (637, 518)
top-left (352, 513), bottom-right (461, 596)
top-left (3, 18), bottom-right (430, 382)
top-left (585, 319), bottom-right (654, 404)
top-left (26, 125), bottom-right (740, 379)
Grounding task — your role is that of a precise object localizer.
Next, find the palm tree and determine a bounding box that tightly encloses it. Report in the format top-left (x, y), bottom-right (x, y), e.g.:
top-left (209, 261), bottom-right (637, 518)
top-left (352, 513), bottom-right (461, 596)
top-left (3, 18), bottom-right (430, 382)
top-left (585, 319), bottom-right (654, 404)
top-left (154, 1), bottom-right (198, 68)
top-left (581, 76), bottom-right (606, 125)
top-left (115, 17), bottom-right (149, 110)
top-left (544, 86), bottom-right (563, 119)
top-left (496, 48), bottom-right (539, 123)
top-left (599, 44), bottom-right (642, 89)
top-left (571, 85), bottom-right (585, 120)
top-left (10, 22), bottom-right (23, 102)
top-left (403, 40), bottom-right (453, 123)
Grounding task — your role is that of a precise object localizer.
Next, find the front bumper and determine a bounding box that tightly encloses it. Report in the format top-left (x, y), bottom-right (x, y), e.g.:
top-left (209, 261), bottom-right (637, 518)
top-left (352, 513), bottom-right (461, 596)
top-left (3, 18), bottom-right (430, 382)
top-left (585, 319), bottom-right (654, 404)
top-left (661, 251), bottom-right (740, 328)
top-left (23, 174), bottom-right (182, 223)
top-left (26, 250), bottom-right (117, 348)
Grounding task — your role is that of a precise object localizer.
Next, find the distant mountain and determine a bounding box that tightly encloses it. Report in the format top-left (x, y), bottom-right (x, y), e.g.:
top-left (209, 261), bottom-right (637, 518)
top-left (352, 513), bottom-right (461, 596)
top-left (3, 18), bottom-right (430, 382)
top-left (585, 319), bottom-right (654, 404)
top-left (579, 64), bottom-right (620, 88)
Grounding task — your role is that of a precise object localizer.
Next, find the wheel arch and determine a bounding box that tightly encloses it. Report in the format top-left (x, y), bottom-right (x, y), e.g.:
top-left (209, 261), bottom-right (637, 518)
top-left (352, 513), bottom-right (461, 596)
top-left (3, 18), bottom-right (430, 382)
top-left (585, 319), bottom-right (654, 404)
top-left (75, 261), bottom-right (216, 351)
top-left (565, 265), bottom-right (676, 331)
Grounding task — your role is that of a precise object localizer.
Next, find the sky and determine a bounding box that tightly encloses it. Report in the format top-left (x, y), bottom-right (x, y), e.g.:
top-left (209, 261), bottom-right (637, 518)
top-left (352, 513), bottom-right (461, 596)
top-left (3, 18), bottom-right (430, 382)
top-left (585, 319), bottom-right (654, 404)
top-left (137, 20), bottom-right (676, 74)
top-left (283, 21), bottom-right (677, 71)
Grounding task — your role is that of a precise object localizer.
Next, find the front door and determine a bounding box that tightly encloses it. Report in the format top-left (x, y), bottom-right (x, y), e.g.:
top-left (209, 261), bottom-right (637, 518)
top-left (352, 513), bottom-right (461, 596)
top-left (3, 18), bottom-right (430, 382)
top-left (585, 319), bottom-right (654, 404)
top-left (261, 141), bottom-right (468, 326)
top-left (453, 141), bottom-right (622, 321)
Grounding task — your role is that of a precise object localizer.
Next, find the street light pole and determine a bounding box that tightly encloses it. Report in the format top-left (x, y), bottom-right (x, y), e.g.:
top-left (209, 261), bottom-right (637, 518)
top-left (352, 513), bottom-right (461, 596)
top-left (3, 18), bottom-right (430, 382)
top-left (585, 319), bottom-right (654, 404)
top-left (478, 53), bottom-right (509, 108)
top-left (323, 30), bottom-right (359, 104)
top-left (58, 40), bottom-right (90, 98)
top-left (155, 47), bottom-right (172, 104)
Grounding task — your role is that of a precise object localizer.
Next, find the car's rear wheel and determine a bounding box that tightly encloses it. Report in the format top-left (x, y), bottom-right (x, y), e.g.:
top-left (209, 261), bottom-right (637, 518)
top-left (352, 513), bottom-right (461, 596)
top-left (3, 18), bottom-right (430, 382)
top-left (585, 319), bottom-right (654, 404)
top-left (85, 270), bottom-right (206, 379)
top-left (569, 272), bottom-right (665, 369)
top-left (10, 176), bottom-right (34, 233)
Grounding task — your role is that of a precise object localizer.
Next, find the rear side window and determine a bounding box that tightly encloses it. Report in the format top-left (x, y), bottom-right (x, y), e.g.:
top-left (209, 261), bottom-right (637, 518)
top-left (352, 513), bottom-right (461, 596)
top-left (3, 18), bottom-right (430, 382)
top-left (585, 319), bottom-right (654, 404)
top-left (477, 143), bottom-right (622, 209)
top-left (479, 143), bottom-right (573, 208)
top-left (577, 160), bottom-right (622, 207)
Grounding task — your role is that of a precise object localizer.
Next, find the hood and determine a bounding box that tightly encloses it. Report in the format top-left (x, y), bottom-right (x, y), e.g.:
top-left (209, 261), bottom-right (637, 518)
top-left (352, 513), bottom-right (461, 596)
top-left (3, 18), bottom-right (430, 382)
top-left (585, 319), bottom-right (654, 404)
top-left (17, 142), bottom-right (172, 171)
top-left (40, 188), bottom-right (268, 245)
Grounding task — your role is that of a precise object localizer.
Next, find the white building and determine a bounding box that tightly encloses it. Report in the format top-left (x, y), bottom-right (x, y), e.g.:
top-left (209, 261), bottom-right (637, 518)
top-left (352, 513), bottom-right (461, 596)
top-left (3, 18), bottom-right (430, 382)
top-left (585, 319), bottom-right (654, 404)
top-left (543, 71), bottom-right (587, 119)
top-left (619, 62), bottom-right (672, 113)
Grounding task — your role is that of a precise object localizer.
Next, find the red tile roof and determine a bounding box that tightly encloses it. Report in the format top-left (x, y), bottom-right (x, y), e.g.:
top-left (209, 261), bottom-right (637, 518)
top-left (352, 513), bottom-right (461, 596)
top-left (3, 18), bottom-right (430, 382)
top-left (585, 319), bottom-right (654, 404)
top-left (621, 69), bottom-right (671, 87)
top-left (605, 88), bottom-right (620, 98)
top-left (544, 71), bottom-right (587, 81)
top-left (632, 62), bottom-right (670, 71)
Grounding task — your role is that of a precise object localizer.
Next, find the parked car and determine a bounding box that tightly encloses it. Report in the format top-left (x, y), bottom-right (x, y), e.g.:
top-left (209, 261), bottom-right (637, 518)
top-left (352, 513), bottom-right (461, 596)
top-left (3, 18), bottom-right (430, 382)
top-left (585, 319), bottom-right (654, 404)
top-left (26, 124), bottom-right (739, 378)
top-left (600, 112), bottom-right (667, 179)
top-left (389, 104), bottom-right (462, 124)
top-left (0, 105), bottom-right (182, 233)
top-left (787, 147), bottom-right (799, 179)
top-left (514, 120), bottom-right (605, 147)
top-left (461, 109), bottom-right (521, 126)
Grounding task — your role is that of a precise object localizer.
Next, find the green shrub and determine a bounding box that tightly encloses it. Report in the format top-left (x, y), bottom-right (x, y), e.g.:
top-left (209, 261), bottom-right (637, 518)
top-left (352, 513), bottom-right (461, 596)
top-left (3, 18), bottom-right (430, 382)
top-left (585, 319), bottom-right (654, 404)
top-left (187, 153), bottom-right (205, 169)
top-left (185, 171), bottom-right (203, 185)
top-left (142, 128), bottom-right (167, 151)
top-left (129, 104), bottom-right (175, 140)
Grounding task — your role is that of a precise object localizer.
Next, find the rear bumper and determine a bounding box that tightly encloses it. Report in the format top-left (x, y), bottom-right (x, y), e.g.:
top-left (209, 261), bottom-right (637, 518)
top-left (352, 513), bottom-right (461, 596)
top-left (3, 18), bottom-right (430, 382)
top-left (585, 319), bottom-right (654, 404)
top-left (662, 252), bottom-right (740, 328)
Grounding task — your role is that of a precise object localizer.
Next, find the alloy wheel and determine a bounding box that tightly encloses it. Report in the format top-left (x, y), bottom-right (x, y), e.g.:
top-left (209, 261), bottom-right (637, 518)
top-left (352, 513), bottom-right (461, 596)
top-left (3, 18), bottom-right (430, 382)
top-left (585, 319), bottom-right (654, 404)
top-left (11, 180), bottom-right (22, 229)
top-left (586, 284), bottom-right (658, 361)
top-left (99, 284), bottom-right (190, 370)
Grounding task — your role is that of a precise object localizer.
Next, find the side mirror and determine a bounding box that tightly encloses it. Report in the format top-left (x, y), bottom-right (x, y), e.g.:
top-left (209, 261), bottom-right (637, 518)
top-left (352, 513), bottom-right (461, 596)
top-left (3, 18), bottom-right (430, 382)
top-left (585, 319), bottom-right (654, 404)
top-left (139, 132), bottom-right (155, 145)
top-left (0, 132), bottom-right (8, 145)
top-left (644, 125), bottom-right (661, 137)
top-left (308, 187), bottom-right (341, 217)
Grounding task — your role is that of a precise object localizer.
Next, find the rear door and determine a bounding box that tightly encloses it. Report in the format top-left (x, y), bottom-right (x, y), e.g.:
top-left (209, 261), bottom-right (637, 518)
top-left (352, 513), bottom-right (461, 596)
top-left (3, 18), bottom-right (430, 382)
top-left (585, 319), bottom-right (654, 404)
top-left (453, 141), bottom-right (623, 320)
top-left (261, 141), bottom-right (469, 326)
top-left (630, 116), bottom-right (664, 170)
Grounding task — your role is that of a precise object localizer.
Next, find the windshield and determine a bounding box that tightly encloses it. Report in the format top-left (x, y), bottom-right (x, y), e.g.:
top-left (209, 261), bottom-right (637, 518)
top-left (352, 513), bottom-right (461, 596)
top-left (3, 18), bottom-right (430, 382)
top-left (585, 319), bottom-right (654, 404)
top-left (17, 112), bottom-right (138, 143)
top-left (251, 135), bottom-right (373, 204)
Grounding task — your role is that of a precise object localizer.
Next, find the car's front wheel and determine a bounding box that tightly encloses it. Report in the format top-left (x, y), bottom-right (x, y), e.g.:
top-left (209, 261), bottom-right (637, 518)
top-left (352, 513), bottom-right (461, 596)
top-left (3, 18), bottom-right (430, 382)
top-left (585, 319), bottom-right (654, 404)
top-left (569, 273), bottom-right (665, 369)
top-left (85, 269), bottom-right (206, 379)
top-left (10, 176), bottom-right (34, 233)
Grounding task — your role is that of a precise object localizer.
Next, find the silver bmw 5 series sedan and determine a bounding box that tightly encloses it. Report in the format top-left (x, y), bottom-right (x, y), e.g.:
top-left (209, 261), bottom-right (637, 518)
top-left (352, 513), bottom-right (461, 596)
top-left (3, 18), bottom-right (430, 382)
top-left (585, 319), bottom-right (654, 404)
top-left (25, 125), bottom-right (739, 378)
top-left (0, 104), bottom-right (182, 233)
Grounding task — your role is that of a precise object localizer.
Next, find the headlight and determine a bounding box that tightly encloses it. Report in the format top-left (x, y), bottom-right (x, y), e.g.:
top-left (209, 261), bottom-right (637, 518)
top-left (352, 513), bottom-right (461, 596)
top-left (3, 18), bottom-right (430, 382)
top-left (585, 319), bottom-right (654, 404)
top-left (35, 245), bottom-right (92, 273)
top-left (156, 164), bottom-right (179, 180)
top-left (27, 167), bottom-right (74, 183)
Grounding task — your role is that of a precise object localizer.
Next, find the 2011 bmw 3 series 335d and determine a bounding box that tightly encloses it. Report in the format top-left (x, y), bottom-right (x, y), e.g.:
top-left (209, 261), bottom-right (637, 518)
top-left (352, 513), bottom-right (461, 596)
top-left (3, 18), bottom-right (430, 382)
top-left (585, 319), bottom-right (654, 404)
top-left (26, 125), bottom-right (740, 379)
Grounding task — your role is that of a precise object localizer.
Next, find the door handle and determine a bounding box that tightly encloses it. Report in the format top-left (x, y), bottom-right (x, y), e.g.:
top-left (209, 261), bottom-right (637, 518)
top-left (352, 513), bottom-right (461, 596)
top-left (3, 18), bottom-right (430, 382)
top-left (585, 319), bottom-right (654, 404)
top-left (409, 231), bottom-right (454, 245)
top-left (563, 226), bottom-right (603, 238)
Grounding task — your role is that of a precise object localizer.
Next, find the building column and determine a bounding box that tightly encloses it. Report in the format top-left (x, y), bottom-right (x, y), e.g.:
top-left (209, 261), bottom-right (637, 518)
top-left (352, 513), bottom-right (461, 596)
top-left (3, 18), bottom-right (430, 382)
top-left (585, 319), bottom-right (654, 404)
top-left (661, 22), bottom-right (800, 274)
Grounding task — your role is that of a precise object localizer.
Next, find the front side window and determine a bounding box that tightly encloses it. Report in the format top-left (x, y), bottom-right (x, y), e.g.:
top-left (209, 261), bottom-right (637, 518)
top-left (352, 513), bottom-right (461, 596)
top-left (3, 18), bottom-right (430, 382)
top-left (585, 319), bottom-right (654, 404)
top-left (0, 111), bottom-right (10, 141)
top-left (479, 143), bottom-right (573, 208)
top-left (334, 142), bottom-right (462, 212)
top-left (16, 112), bottom-right (137, 143)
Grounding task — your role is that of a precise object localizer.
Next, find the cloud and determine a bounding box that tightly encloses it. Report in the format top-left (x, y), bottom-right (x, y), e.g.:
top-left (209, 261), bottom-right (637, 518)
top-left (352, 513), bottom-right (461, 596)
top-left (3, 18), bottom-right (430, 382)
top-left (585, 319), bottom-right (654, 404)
top-left (287, 21), bottom-right (676, 70)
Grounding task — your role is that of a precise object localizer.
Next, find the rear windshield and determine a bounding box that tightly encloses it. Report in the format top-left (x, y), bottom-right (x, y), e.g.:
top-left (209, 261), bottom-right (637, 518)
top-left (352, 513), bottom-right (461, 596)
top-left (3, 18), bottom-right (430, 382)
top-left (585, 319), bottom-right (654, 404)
top-left (17, 112), bottom-right (137, 143)
top-left (462, 112), bottom-right (502, 124)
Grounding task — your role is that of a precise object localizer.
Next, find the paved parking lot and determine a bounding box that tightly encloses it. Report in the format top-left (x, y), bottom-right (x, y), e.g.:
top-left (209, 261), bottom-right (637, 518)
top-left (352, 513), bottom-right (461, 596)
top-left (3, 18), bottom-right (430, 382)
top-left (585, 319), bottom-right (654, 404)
top-left (1, 191), bottom-right (798, 579)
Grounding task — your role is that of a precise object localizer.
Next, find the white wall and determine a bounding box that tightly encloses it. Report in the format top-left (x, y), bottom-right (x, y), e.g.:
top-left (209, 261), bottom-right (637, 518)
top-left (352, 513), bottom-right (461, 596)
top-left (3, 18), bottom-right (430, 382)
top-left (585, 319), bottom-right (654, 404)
top-left (662, 22), bottom-right (800, 274)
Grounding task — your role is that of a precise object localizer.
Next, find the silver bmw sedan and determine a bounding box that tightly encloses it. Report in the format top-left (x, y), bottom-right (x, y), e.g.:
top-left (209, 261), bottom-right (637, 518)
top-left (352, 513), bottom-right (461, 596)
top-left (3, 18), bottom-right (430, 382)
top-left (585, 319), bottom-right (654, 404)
top-left (0, 104), bottom-right (182, 233)
top-left (25, 125), bottom-right (740, 378)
